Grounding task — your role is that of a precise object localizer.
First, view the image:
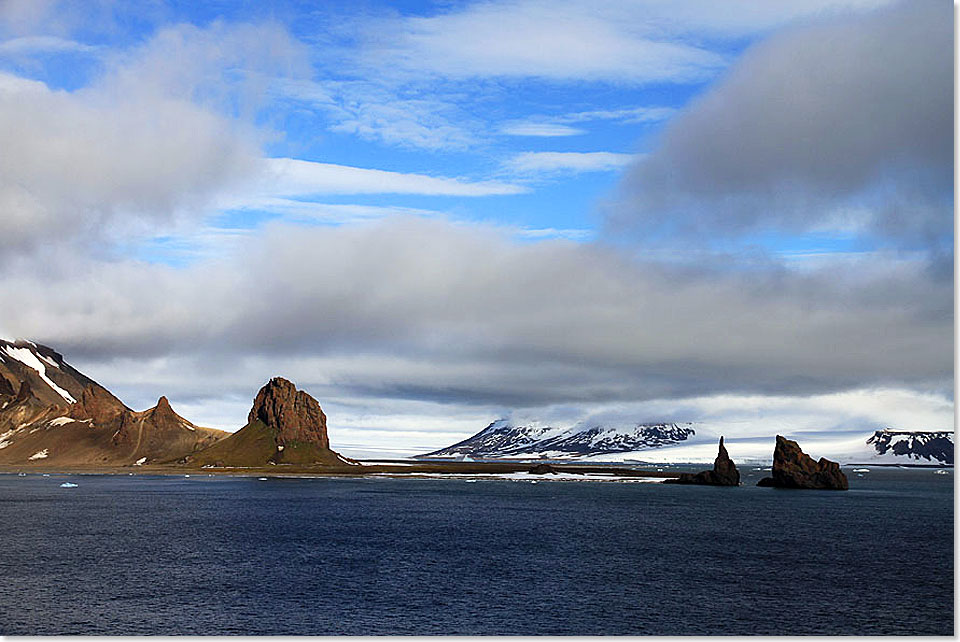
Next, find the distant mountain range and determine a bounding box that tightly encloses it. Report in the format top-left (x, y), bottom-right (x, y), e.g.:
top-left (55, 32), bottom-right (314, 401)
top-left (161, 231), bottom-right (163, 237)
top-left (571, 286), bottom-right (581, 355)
top-left (419, 419), bottom-right (954, 465)
top-left (866, 430), bottom-right (953, 464)
top-left (419, 420), bottom-right (696, 459)
top-left (0, 339), bottom-right (352, 467)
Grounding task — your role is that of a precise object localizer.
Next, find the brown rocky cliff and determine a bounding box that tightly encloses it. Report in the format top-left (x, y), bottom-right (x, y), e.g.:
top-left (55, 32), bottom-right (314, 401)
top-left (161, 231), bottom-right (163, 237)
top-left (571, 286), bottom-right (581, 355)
top-left (757, 435), bottom-right (848, 490)
top-left (249, 377), bottom-right (330, 449)
top-left (69, 384), bottom-right (128, 424)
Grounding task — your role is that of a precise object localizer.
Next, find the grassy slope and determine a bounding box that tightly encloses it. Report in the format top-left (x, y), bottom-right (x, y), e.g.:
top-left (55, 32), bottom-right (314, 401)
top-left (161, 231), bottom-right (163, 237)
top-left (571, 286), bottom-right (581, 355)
top-left (185, 420), bottom-right (345, 467)
top-left (185, 419), bottom-right (277, 467)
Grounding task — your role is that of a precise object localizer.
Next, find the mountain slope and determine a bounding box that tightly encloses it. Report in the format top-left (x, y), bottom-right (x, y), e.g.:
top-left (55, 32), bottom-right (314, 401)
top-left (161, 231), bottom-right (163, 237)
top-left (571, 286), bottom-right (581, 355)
top-left (0, 339), bottom-right (226, 465)
top-left (185, 377), bottom-right (356, 467)
top-left (419, 419), bottom-right (695, 459)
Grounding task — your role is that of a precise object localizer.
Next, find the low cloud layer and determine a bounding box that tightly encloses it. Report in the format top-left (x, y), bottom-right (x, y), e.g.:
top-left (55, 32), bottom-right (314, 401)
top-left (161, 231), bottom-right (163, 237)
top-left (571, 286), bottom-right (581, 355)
top-left (611, 1), bottom-right (952, 254)
top-left (1, 217), bottom-right (950, 411)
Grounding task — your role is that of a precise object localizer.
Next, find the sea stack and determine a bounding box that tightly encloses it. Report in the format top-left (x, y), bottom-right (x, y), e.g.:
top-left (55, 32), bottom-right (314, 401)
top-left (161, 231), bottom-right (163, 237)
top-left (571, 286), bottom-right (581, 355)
top-left (757, 435), bottom-right (848, 490)
top-left (186, 377), bottom-right (354, 467)
top-left (665, 436), bottom-right (740, 486)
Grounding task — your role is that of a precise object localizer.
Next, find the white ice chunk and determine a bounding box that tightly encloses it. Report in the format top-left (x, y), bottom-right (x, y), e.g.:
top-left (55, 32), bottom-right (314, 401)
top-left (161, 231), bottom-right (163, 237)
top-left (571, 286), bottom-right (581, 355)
top-left (48, 417), bottom-right (75, 427)
top-left (28, 449), bottom-right (49, 460)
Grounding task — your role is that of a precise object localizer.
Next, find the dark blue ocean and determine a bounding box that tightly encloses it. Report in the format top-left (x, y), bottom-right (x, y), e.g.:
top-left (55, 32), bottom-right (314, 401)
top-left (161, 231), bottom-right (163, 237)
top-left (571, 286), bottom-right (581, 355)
top-left (0, 468), bottom-right (953, 635)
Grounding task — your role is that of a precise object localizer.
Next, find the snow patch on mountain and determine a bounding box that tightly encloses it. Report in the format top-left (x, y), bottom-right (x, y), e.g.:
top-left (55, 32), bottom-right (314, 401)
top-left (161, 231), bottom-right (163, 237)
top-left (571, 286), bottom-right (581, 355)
top-left (1, 344), bottom-right (76, 403)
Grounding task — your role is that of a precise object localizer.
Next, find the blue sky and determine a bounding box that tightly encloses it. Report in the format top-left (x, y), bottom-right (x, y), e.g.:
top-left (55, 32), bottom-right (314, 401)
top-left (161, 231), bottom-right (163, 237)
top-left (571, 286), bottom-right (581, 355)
top-left (0, 0), bottom-right (889, 256)
top-left (0, 0), bottom-right (952, 456)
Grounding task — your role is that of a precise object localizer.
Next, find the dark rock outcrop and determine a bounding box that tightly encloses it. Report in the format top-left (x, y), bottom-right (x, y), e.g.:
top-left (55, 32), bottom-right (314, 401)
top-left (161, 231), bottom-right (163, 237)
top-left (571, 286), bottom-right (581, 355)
top-left (249, 377), bottom-right (330, 450)
top-left (68, 384), bottom-right (128, 424)
top-left (664, 436), bottom-right (740, 486)
top-left (528, 463), bottom-right (559, 475)
top-left (757, 435), bottom-right (848, 490)
top-left (186, 377), bottom-right (355, 467)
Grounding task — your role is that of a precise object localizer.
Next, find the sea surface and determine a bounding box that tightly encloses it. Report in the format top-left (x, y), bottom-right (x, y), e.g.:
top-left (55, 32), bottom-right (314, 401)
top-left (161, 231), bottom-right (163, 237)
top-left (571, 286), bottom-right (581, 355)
top-left (0, 467), bottom-right (953, 635)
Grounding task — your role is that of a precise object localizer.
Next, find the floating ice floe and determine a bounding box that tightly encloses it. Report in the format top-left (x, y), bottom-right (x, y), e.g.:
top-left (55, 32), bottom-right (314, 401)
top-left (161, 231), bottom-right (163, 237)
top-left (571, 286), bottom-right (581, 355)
top-left (59, 482), bottom-right (78, 488)
top-left (258, 477), bottom-right (268, 481)
top-left (935, 469), bottom-right (950, 475)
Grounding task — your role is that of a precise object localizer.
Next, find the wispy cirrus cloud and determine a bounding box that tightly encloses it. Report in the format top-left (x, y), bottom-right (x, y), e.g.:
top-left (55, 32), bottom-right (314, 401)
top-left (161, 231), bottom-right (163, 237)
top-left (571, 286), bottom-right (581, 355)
top-left (499, 106), bottom-right (674, 139)
top-left (0, 34), bottom-right (96, 55)
top-left (259, 158), bottom-right (527, 197)
top-left (350, 0), bottom-right (893, 84)
top-left (499, 121), bottom-right (585, 137)
top-left (276, 78), bottom-right (478, 150)
top-left (503, 151), bottom-right (637, 176)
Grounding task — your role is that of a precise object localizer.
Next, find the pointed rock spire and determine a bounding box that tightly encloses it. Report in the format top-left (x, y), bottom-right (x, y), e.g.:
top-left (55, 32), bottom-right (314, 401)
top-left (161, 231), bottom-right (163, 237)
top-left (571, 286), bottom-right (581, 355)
top-left (665, 436), bottom-right (740, 486)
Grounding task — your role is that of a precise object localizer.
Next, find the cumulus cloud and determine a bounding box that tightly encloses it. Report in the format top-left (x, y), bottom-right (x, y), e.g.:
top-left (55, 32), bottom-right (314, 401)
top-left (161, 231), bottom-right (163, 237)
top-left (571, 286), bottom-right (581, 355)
top-left (610, 1), bottom-right (952, 254)
top-left (0, 21), bottom-right (308, 257)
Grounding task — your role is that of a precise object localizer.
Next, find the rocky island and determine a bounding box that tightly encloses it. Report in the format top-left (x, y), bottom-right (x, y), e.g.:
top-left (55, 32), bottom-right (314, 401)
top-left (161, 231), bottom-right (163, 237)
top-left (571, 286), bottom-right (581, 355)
top-left (663, 436), bottom-right (740, 486)
top-left (757, 435), bottom-right (848, 490)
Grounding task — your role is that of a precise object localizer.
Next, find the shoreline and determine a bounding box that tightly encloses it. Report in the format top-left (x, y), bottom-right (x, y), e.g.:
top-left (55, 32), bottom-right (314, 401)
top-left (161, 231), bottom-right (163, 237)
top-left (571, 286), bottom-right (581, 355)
top-left (0, 460), bottom-right (683, 480)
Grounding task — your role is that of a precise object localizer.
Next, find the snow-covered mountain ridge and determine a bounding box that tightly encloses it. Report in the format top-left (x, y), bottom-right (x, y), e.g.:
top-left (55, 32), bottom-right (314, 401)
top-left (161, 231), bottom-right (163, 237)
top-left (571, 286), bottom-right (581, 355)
top-left (866, 430), bottom-right (953, 464)
top-left (419, 418), bottom-right (954, 465)
top-left (418, 419), bottom-right (695, 459)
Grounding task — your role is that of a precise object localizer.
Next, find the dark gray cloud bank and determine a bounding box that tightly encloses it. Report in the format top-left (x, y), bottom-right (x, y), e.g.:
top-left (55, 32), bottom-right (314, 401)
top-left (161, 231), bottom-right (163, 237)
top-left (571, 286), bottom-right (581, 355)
top-left (610, 1), bottom-right (952, 259)
top-left (1, 216), bottom-right (951, 408)
top-left (0, 0), bottom-right (951, 429)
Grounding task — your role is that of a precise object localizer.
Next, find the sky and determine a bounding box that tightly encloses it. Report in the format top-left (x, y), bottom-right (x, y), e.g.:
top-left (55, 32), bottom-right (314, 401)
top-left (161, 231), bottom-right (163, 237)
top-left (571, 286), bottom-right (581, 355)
top-left (0, 0), bottom-right (953, 457)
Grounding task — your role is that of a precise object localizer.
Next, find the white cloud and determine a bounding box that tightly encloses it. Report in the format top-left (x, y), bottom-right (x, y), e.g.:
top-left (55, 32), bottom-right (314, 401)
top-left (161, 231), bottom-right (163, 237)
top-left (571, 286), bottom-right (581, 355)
top-left (499, 122), bottom-right (585, 137)
top-left (0, 34), bottom-right (95, 54)
top-left (0, 22), bottom-right (308, 257)
top-left (354, 0), bottom-right (892, 84)
top-left (556, 106), bottom-right (676, 125)
top-left (504, 151), bottom-right (637, 175)
top-left (256, 157), bottom-right (527, 197)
